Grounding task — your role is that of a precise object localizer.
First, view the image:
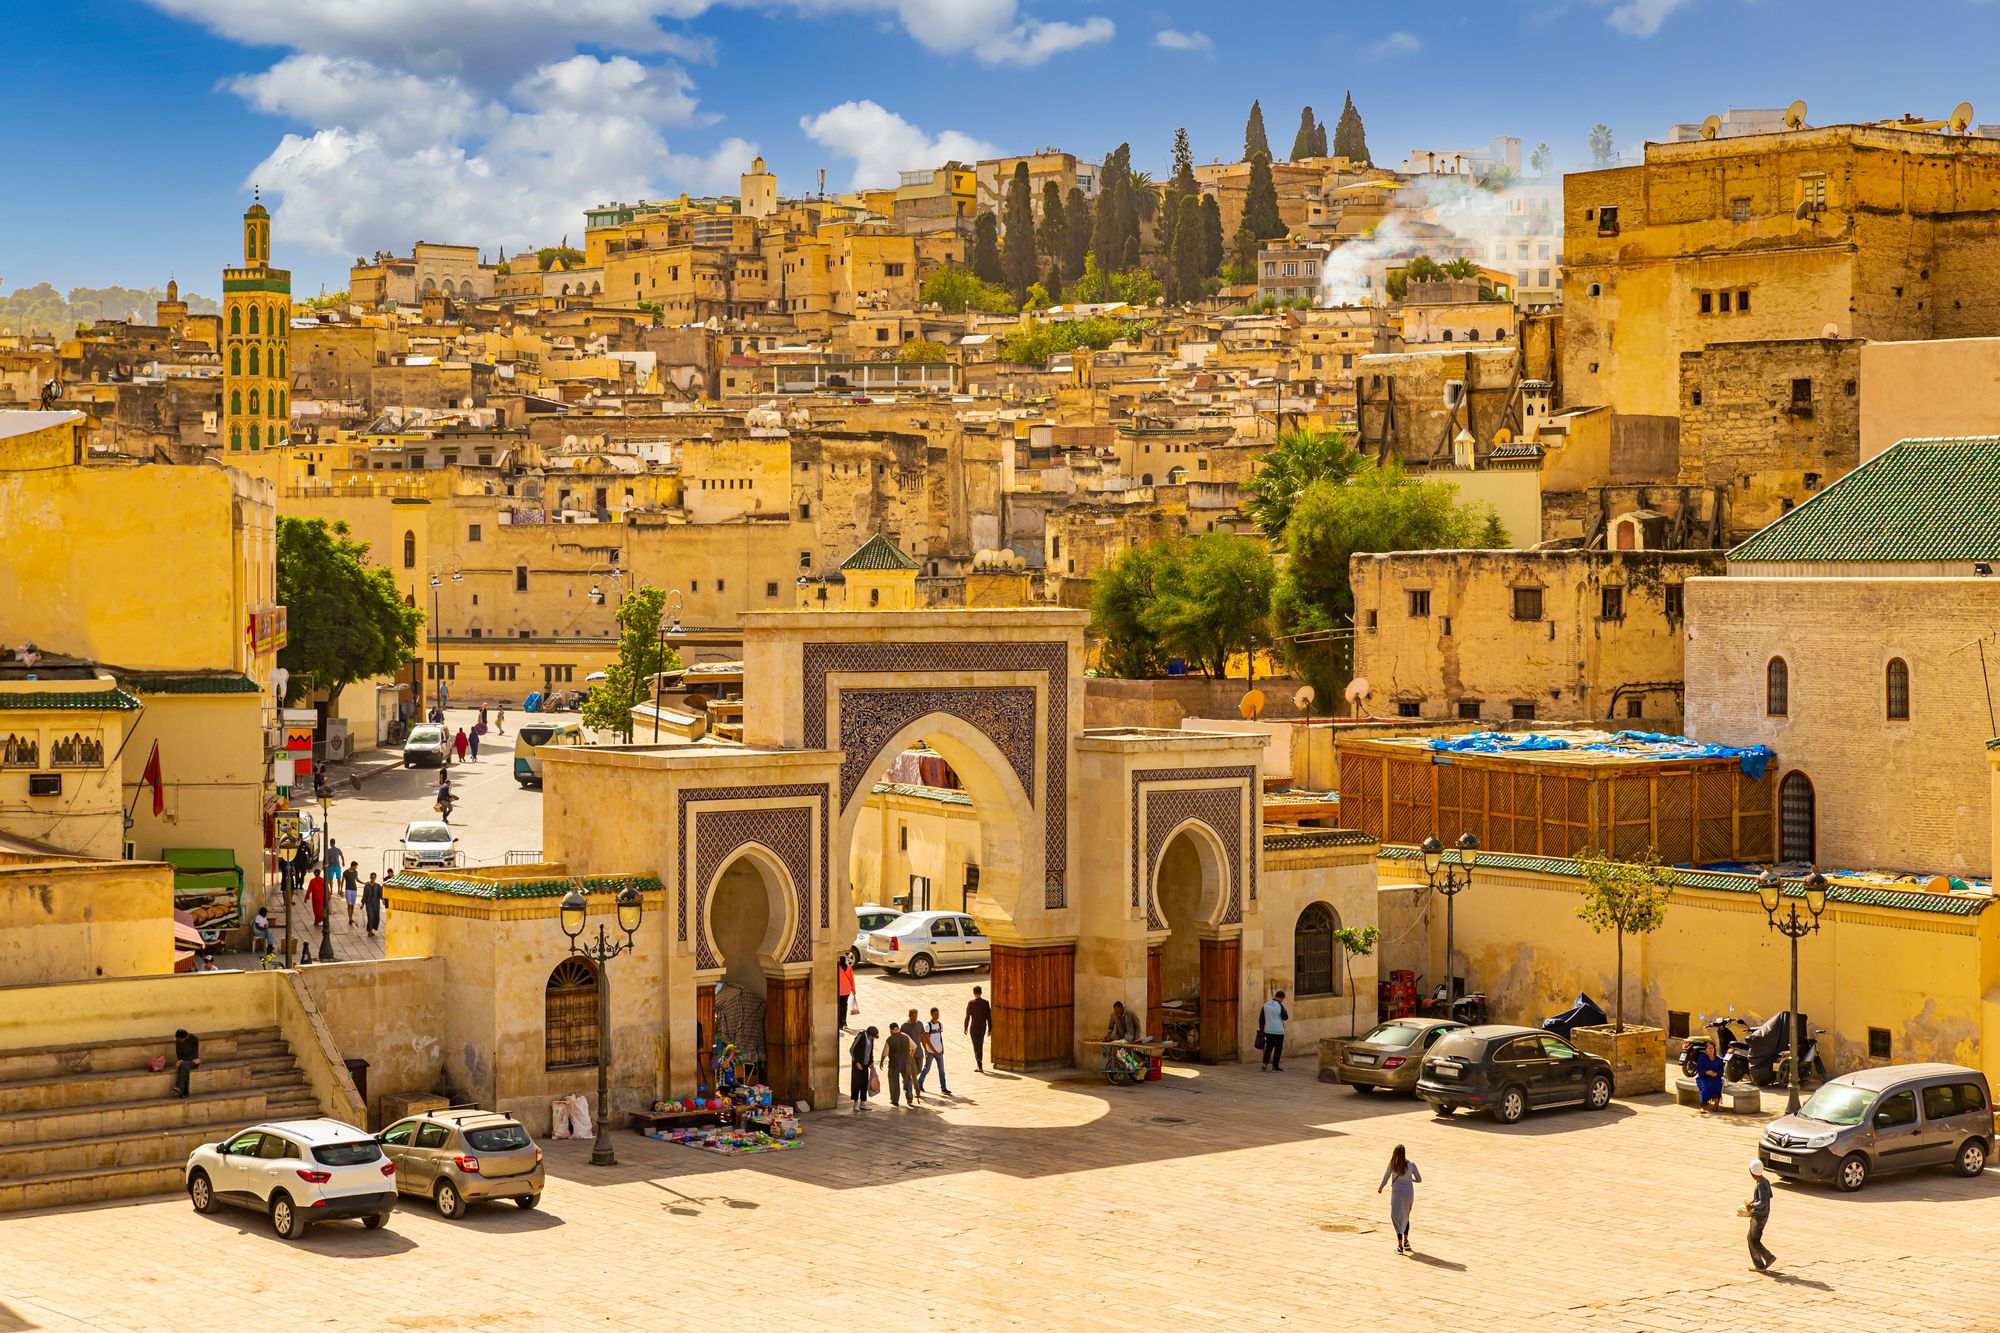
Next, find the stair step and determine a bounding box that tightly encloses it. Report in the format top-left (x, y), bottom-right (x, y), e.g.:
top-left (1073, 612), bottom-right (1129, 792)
top-left (0, 1057), bottom-right (301, 1114)
top-left (0, 1118), bottom-right (252, 1180)
top-left (0, 1086), bottom-right (310, 1148)
top-left (0, 1159), bottom-right (186, 1213)
top-left (0, 1029), bottom-right (286, 1082)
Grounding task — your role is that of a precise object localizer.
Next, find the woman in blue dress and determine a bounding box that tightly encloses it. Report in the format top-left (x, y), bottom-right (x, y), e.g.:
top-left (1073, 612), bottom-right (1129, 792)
top-left (1695, 1040), bottom-right (1726, 1111)
top-left (1378, 1143), bottom-right (1422, 1253)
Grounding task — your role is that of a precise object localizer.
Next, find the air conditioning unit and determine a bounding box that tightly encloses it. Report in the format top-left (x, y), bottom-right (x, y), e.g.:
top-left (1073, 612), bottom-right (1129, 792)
top-left (265, 727), bottom-right (286, 752)
top-left (28, 773), bottom-right (61, 797)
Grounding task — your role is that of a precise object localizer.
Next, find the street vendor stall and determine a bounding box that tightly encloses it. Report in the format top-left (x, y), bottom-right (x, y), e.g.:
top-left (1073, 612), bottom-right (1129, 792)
top-left (161, 847), bottom-right (245, 947)
top-left (1083, 1038), bottom-right (1169, 1086)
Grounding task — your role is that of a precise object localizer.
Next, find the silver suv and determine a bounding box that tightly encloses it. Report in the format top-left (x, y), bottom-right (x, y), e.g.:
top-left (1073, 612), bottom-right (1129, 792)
top-left (1759, 1063), bottom-right (1993, 1191)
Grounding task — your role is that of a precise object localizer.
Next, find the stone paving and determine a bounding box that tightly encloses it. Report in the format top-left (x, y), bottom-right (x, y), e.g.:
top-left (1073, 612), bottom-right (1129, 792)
top-left (2, 968), bottom-right (1996, 1330)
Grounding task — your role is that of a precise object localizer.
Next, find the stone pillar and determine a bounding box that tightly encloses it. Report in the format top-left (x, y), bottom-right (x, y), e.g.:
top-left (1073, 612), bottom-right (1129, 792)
top-left (765, 973), bottom-right (812, 1106)
top-left (992, 941), bottom-right (1075, 1071)
top-left (1199, 935), bottom-right (1241, 1063)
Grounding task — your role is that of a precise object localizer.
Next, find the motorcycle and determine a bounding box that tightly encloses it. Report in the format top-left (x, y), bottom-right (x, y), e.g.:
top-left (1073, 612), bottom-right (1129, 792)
top-left (1541, 992), bottom-right (1607, 1039)
top-left (1678, 1016), bottom-right (1747, 1078)
top-left (1728, 1011), bottom-right (1806, 1087)
top-left (1774, 1026), bottom-right (1830, 1088)
top-left (1420, 983), bottom-right (1489, 1026)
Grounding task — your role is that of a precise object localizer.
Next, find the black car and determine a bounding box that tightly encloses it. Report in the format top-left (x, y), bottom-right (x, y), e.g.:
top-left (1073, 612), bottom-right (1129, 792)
top-left (1416, 1024), bottom-right (1615, 1124)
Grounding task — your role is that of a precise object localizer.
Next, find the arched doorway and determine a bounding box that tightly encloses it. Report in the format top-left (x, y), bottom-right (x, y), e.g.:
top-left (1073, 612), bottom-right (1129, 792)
top-left (1149, 823), bottom-right (1234, 1062)
top-left (1780, 771), bottom-right (1815, 863)
top-left (702, 847), bottom-right (810, 1105)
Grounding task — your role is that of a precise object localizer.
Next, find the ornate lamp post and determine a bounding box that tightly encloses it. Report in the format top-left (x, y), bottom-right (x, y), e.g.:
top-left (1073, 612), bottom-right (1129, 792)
top-left (559, 883), bottom-right (643, 1167)
top-left (1420, 832), bottom-right (1480, 1012)
top-left (1756, 867), bottom-right (1828, 1114)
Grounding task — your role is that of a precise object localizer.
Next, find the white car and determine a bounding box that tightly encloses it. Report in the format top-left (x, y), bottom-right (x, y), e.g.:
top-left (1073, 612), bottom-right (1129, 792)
top-left (184, 1118), bottom-right (397, 1239)
top-left (862, 910), bottom-right (991, 978)
top-left (401, 820), bottom-right (458, 868)
top-left (850, 903), bottom-right (901, 965)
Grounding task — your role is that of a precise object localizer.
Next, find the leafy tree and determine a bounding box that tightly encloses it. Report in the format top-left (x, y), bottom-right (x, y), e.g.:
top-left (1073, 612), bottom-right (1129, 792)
top-left (1244, 99), bottom-right (1270, 162)
top-left (580, 586), bottom-right (684, 742)
top-left (971, 211), bottom-right (1005, 285)
top-left (1170, 195), bottom-right (1206, 303)
top-left (1440, 257), bottom-right (1479, 280)
top-left (896, 338), bottom-right (951, 362)
top-left (275, 517), bottom-right (422, 717)
top-left (1092, 144), bottom-right (1133, 269)
top-left (1334, 924), bottom-right (1382, 1036)
top-left (1002, 162), bottom-right (1039, 297)
top-left (1089, 541), bottom-right (1174, 677)
top-left (1313, 118), bottom-right (1329, 158)
top-left (1484, 166), bottom-right (1518, 190)
top-left (1037, 180), bottom-right (1067, 263)
top-left (1575, 850), bottom-right (1675, 1032)
top-left (1200, 195), bottom-right (1225, 277)
top-left (1109, 265), bottom-right (1161, 306)
top-left (1145, 532), bottom-right (1275, 678)
top-left (1242, 152), bottom-right (1285, 240)
top-left (1530, 142), bottom-right (1554, 176)
top-left (1043, 261), bottom-right (1064, 304)
top-left (535, 245), bottom-right (584, 271)
top-left (1224, 222), bottom-right (1260, 284)
top-left (1385, 254), bottom-right (1446, 301)
top-left (1063, 184), bottom-right (1093, 281)
top-left (1333, 91), bottom-right (1371, 163)
top-left (1269, 462), bottom-right (1506, 703)
top-left (1245, 427), bottom-right (1364, 543)
top-left (920, 264), bottom-right (1015, 314)
top-left (995, 314), bottom-right (1147, 364)
top-left (1290, 105), bottom-right (1318, 161)
top-left (1588, 123), bottom-right (1615, 166)
top-left (304, 291), bottom-right (350, 310)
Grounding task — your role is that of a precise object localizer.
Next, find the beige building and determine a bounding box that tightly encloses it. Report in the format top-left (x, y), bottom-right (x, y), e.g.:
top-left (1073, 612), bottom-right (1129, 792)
top-left (1858, 337), bottom-right (2000, 461)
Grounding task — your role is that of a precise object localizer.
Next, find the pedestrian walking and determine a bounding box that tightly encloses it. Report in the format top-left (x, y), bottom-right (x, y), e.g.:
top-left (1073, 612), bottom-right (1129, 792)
top-left (836, 955), bottom-right (855, 1031)
top-left (362, 873), bottom-right (383, 936)
top-left (326, 839), bottom-right (343, 877)
top-left (496, 708), bottom-right (506, 735)
top-left (1259, 989), bottom-right (1290, 1071)
top-left (917, 1006), bottom-right (951, 1096)
top-left (470, 721), bottom-right (484, 761)
top-left (324, 856), bottom-right (342, 908)
top-left (881, 1021), bottom-right (920, 1106)
top-left (1377, 1144), bottom-right (1422, 1253)
top-left (169, 1029), bottom-right (201, 1098)
top-left (849, 1026), bottom-right (878, 1110)
top-left (306, 867), bottom-right (326, 926)
top-left (435, 774), bottom-right (455, 823)
top-left (343, 860), bottom-right (360, 926)
top-left (1740, 1160), bottom-right (1776, 1271)
top-left (964, 985), bottom-right (992, 1072)
top-left (453, 728), bottom-right (469, 763)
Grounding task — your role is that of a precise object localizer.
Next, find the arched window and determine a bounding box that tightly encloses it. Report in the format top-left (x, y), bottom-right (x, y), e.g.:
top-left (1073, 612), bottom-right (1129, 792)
top-left (1886, 658), bottom-right (1910, 720)
top-left (229, 390), bottom-right (241, 416)
top-left (402, 531), bottom-right (416, 569)
top-left (1495, 328), bottom-right (1507, 341)
top-left (229, 347), bottom-right (241, 375)
top-left (249, 347), bottom-right (260, 376)
top-left (1442, 329), bottom-right (1454, 342)
top-left (249, 389), bottom-right (260, 415)
top-left (1295, 902), bottom-right (1338, 997)
top-left (229, 307), bottom-right (241, 335)
top-left (1766, 657), bottom-right (1789, 717)
top-left (1780, 771), bottom-right (1816, 863)
top-left (1141, 473), bottom-right (1154, 486)
top-left (544, 958), bottom-right (599, 1069)
top-left (248, 423), bottom-right (260, 449)
top-left (229, 425), bottom-right (241, 451)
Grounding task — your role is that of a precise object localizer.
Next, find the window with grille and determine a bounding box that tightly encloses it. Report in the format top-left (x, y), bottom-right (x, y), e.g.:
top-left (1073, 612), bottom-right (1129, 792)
top-left (1601, 587), bottom-right (1624, 620)
top-left (1407, 589), bottom-right (1430, 617)
top-left (1457, 699), bottom-right (1482, 720)
top-left (1780, 771), bottom-right (1815, 862)
top-left (1294, 903), bottom-right (1338, 997)
top-left (1512, 587), bottom-right (1543, 621)
top-left (1397, 700), bottom-right (1421, 718)
top-left (545, 958), bottom-right (600, 1069)
top-left (1512, 702), bottom-right (1538, 721)
top-left (1766, 657), bottom-right (1789, 716)
top-left (1886, 658), bottom-right (1909, 720)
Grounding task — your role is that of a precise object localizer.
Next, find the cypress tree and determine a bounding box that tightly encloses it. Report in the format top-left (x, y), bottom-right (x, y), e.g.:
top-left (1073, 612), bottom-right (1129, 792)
top-left (971, 211), bottom-right (1004, 285)
top-left (1313, 119), bottom-right (1329, 158)
top-left (1229, 222), bottom-right (1259, 282)
top-left (1333, 92), bottom-right (1371, 164)
top-left (1171, 194), bottom-right (1205, 303)
top-left (1200, 195), bottom-right (1225, 277)
top-left (1242, 151), bottom-right (1285, 240)
top-left (1091, 147), bottom-right (1125, 267)
top-left (1244, 99), bottom-right (1270, 163)
top-left (1163, 127), bottom-right (1197, 256)
top-left (1290, 106), bottom-right (1317, 161)
top-left (1063, 185), bottom-right (1092, 281)
top-left (1002, 161), bottom-right (1038, 296)
top-left (1037, 180), bottom-right (1067, 264)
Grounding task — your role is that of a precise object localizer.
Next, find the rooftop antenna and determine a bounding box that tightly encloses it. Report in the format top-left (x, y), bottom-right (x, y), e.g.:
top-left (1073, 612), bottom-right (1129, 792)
top-left (1783, 99), bottom-right (1808, 130)
top-left (1698, 114), bottom-right (1722, 141)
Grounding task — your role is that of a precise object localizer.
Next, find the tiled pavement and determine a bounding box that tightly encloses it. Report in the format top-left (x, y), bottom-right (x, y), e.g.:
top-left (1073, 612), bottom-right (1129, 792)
top-left (2, 969), bottom-right (1996, 1330)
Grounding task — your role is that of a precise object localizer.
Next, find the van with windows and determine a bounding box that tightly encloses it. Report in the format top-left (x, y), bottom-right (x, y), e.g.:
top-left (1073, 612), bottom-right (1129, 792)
top-left (1759, 1063), bottom-right (1993, 1191)
top-left (512, 722), bottom-right (586, 788)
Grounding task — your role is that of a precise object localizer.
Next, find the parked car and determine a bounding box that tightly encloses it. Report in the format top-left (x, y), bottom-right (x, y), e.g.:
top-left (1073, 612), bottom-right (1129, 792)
top-left (403, 724), bottom-right (449, 768)
top-left (862, 910), bottom-right (990, 978)
top-left (1758, 1063), bottom-right (1992, 1192)
top-left (401, 820), bottom-right (458, 868)
top-left (184, 1117), bottom-right (396, 1239)
top-left (378, 1107), bottom-right (545, 1216)
top-left (849, 903), bottom-right (901, 965)
top-left (1417, 1024), bottom-right (1616, 1124)
top-left (1338, 1017), bottom-right (1466, 1094)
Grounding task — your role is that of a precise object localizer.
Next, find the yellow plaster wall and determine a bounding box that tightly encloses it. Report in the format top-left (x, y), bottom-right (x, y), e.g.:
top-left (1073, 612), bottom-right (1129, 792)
top-left (1858, 338), bottom-right (2000, 461)
top-left (122, 693), bottom-right (269, 899)
top-left (0, 859), bottom-right (175, 984)
top-left (848, 787), bottom-right (982, 911)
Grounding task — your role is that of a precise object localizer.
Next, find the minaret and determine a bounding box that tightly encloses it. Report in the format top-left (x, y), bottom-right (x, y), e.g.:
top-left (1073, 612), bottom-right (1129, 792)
top-left (155, 277), bottom-right (189, 330)
top-left (221, 188), bottom-right (292, 452)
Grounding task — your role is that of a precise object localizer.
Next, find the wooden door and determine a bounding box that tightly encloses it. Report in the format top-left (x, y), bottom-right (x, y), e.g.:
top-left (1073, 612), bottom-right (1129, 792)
top-left (1199, 936), bottom-right (1240, 1063)
top-left (1146, 944), bottom-right (1166, 1044)
top-left (765, 975), bottom-right (811, 1106)
top-left (695, 983), bottom-right (716, 1091)
top-left (990, 942), bottom-right (1075, 1071)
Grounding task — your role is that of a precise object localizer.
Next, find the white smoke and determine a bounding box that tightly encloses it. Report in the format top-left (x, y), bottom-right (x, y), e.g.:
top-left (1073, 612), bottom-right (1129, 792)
top-left (1317, 169), bottom-right (1560, 308)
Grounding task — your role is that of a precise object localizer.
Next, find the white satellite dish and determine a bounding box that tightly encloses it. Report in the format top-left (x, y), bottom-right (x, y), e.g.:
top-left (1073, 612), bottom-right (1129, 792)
top-left (1783, 99), bottom-right (1808, 131)
top-left (1293, 684), bottom-right (1316, 711)
top-left (1699, 114), bottom-right (1722, 141)
top-left (1951, 101), bottom-right (1976, 133)
top-left (1344, 676), bottom-right (1372, 717)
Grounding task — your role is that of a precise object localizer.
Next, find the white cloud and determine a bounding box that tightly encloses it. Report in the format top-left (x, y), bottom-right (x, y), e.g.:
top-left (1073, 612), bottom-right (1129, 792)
top-left (227, 55), bottom-right (494, 152)
top-left (1153, 28), bottom-right (1213, 54)
top-left (973, 16), bottom-right (1115, 65)
top-left (514, 55), bottom-right (701, 124)
top-left (1366, 31), bottom-right (1421, 59)
top-left (799, 100), bottom-right (999, 190)
top-left (1604, 0), bottom-right (1690, 35)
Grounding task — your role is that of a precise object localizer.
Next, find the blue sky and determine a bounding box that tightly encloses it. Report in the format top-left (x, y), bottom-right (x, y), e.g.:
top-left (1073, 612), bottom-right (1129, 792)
top-left (2, 0), bottom-right (1996, 295)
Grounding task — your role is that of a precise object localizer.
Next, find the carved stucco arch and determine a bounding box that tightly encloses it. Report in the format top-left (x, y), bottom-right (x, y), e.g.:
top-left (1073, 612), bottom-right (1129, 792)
top-left (1149, 817), bottom-right (1231, 936)
top-left (679, 786), bottom-right (828, 969)
top-left (699, 840), bottom-right (802, 973)
top-left (1132, 767), bottom-right (1257, 932)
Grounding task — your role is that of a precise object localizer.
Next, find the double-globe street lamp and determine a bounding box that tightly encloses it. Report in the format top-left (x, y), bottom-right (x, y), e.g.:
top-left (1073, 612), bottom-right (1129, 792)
top-left (1420, 832), bottom-right (1481, 1013)
top-left (427, 558), bottom-right (463, 713)
top-left (1755, 866), bottom-right (1828, 1114)
top-left (559, 883), bottom-right (644, 1167)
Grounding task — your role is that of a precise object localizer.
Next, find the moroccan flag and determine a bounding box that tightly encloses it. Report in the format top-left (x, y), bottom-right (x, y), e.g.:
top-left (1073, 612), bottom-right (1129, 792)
top-left (140, 741), bottom-right (163, 816)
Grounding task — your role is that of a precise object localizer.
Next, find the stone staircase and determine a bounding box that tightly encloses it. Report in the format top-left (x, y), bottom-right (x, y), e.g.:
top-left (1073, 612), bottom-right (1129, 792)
top-left (0, 1027), bottom-right (324, 1212)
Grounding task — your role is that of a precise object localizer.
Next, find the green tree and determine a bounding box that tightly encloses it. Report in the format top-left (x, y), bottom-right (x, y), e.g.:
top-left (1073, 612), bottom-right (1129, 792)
top-left (1440, 257), bottom-right (1479, 280)
top-left (1200, 195), bottom-right (1225, 277)
top-left (1170, 195), bottom-right (1206, 303)
top-left (1333, 923), bottom-right (1382, 1036)
top-left (1333, 91), bottom-right (1371, 163)
top-left (1245, 427), bottom-right (1364, 542)
top-left (274, 517), bottom-right (422, 717)
top-left (1575, 850), bottom-right (1675, 1032)
top-left (1037, 180), bottom-right (1067, 263)
top-left (1109, 265), bottom-right (1162, 306)
top-left (579, 586), bottom-right (685, 742)
top-left (1145, 532), bottom-right (1275, 678)
top-left (971, 211), bottom-right (1004, 285)
top-left (1002, 162), bottom-right (1039, 297)
top-left (1243, 151), bottom-right (1285, 240)
top-left (1224, 222), bottom-right (1260, 284)
top-left (1588, 123), bottom-right (1615, 165)
top-left (1385, 254), bottom-right (1446, 301)
top-left (1063, 184), bottom-right (1093, 280)
top-left (1089, 540), bottom-right (1175, 677)
top-left (1530, 141), bottom-right (1554, 176)
top-left (1290, 105), bottom-right (1318, 161)
top-left (995, 314), bottom-right (1146, 364)
top-left (1128, 169), bottom-right (1158, 226)
top-left (1313, 118), bottom-right (1329, 158)
top-left (896, 338), bottom-right (951, 362)
top-left (1244, 99), bottom-right (1270, 162)
top-left (1162, 127), bottom-right (1199, 261)
top-left (920, 264), bottom-right (1015, 314)
top-left (1092, 143), bottom-right (1133, 268)
top-left (535, 245), bottom-right (584, 271)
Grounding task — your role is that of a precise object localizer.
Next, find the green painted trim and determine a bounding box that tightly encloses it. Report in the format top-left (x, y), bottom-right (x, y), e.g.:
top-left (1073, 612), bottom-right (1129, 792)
top-left (0, 688), bottom-right (143, 711)
top-left (385, 871), bottom-right (663, 901)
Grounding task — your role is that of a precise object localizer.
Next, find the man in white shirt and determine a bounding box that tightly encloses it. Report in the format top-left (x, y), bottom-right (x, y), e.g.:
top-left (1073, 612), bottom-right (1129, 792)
top-left (1260, 990), bottom-right (1290, 1072)
top-left (917, 1006), bottom-right (952, 1097)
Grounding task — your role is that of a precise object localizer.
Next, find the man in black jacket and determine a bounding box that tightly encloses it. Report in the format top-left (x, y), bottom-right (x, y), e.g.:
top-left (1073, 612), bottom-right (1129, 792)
top-left (171, 1029), bottom-right (201, 1098)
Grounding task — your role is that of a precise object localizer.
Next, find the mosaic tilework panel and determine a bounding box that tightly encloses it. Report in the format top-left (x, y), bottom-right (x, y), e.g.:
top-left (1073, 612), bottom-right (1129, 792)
top-left (1131, 768), bottom-right (1257, 930)
top-left (677, 783), bottom-right (830, 966)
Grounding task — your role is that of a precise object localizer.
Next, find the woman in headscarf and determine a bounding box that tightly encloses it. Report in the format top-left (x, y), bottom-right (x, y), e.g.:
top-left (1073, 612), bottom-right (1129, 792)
top-left (1694, 1037), bottom-right (1726, 1111)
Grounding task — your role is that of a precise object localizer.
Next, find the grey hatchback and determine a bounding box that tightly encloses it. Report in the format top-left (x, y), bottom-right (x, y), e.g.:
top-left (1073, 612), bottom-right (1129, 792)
top-left (1759, 1063), bottom-right (1993, 1191)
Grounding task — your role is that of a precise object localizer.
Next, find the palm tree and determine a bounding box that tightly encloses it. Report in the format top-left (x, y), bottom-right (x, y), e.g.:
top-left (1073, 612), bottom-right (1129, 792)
top-left (1440, 258), bottom-right (1479, 280)
top-left (1245, 427), bottom-right (1364, 543)
top-left (1128, 169), bottom-right (1159, 222)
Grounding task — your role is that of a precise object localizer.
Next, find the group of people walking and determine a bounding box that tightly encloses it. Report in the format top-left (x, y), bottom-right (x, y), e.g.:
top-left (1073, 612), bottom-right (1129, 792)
top-left (843, 967), bottom-right (993, 1112)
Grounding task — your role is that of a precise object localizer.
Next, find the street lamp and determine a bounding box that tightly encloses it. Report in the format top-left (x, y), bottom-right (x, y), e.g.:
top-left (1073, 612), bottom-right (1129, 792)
top-left (1756, 867), bottom-right (1828, 1114)
top-left (653, 590), bottom-right (684, 742)
top-left (559, 882), bottom-right (644, 1166)
top-left (427, 561), bottom-right (462, 712)
top-left (1420, 832), bottom-right (1480, 1013)
top-left (317, 787), bottom-right (336, 961)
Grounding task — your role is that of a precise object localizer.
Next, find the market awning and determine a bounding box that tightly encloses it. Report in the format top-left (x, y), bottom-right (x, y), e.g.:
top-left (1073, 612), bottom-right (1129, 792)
top-left (161, 847), bottom-right (243, 891)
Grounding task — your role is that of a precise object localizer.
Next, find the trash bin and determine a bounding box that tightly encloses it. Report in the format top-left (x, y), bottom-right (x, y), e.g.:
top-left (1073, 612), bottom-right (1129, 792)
top-left (343, 1057), bottom-right (370, 1115)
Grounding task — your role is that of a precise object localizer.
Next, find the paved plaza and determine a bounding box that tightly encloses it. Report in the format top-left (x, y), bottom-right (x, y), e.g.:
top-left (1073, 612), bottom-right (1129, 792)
top-left (2, 964), bottom-right (1996, 1331)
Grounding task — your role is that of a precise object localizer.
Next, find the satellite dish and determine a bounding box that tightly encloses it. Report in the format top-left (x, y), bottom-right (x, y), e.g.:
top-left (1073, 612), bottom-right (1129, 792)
top-left (1239, 689), bottom-right (1266, 720)
top-left (1951, 101), bottom-right (1976, 133)
top-left (1494, 427), bottom-right (1514, 445)
top-left (1699, 114), bottom-right (1722, 141)
top-left (1784, 99), bottom-right (1808, 131)
top-left (1293, 685), bottom-right (1316, 711)
top-left (1926, 874), bottom-right (1953, 894)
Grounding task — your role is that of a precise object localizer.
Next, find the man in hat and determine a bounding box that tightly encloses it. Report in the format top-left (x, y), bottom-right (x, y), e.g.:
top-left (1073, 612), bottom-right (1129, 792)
top-left (1738, 1159), bottom-right (1776, 1271)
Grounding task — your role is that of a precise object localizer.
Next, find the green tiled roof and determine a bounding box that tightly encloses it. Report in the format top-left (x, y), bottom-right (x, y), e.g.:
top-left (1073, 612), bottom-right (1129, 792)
top-left (121, 673), bottom-right (260, 695)
top-left (1377, 845), bottom-right (1990, 917)
top-left (1732, 438), bottom-right (2000, 563)
top-left (872, 781), bottom-right (971, 806)
top-left (841, 532), bottom-right (919, 571)
top-left (386, 871), bottom-right (663, 901)
top-left (1263, 829), bottom-right (1376, 851)
top-left (0, 687), bottom-right (142, 711)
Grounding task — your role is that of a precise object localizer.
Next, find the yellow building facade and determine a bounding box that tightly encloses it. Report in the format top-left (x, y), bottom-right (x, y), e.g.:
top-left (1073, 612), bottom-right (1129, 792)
top-left (222, 200), bottom-right (291, 453)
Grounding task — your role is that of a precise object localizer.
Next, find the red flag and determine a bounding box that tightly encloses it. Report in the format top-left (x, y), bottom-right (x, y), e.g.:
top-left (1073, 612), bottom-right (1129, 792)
top-left (140, 741), bottom-right (163, 816)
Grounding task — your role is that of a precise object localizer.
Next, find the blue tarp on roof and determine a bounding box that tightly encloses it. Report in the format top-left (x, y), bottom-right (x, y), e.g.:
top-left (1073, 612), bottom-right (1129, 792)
top-left (1424, 729), bottom-right (1775, 780)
